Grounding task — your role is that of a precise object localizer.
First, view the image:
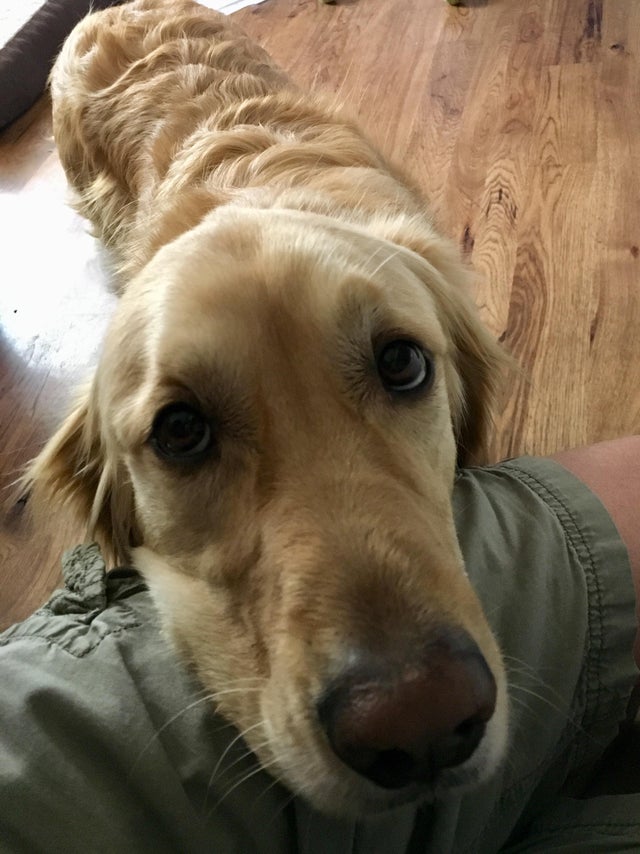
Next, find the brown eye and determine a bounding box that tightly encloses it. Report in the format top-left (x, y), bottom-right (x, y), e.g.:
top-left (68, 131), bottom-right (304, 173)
top-left (151, 403), bottom-right (212, 461)
top-left (377, 340), bottom-right (434, 393)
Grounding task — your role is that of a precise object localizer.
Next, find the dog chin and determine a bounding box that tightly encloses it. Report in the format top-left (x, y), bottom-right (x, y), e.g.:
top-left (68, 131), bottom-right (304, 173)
top-left (289, 757), bottom-right (501, 820)
top-left (274, 713), bottom-right (508, 819)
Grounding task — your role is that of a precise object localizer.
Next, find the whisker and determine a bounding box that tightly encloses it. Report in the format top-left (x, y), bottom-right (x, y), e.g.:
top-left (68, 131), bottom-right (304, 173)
top-left (252, 777), bottom-right (296, 828)
top-left (503, 654), bottom-right (578, 708)
top-left (127, 680), bottom-right (264, 777)
top-left (127, 692), bottom-right (220, 776)
top-left (208, 755), bottom-right (282, 818)
top-left (508, 683), bottom-right (569, 717)
top-left (208, 737), bottom-right (273, 783)
top-left (204, 719), bottom-right (267, 810)
top-left (262, 787), bottom-right (297, 830)
top-left (370, 249), bottom-right (402, 278)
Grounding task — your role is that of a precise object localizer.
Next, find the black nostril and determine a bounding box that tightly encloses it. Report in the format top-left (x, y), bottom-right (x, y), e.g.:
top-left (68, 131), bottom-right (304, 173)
top-left (456, 714), bottom-right (487, 742)
top-left (432, 713), bottom-right (488, 771)
top-left (364, 748), bottom-right (416, 789)
top-left (332, 716), bottom-right (488, 790)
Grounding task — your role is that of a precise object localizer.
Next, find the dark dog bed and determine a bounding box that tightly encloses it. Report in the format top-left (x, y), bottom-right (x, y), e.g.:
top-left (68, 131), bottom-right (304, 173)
top-left (0, 0), bottom-right (124, 130)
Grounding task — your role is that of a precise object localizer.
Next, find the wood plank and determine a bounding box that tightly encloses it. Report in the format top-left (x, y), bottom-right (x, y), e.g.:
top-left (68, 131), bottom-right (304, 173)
top-left (0, 99), bottom-right (116, 628)
top-left (2, 0), bottom-right (640, 628)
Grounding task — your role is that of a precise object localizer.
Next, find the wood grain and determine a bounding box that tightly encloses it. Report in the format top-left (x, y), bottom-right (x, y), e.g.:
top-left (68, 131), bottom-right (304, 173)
top-left (1, 0), bottom-right (639, 628)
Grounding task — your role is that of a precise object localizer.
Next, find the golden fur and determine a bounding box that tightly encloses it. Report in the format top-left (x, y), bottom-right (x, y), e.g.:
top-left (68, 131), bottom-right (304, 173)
top-left (28, 0), bottom-right (509, 815)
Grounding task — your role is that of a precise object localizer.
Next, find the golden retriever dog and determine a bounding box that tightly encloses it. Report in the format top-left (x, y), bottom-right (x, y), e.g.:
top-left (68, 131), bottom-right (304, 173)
top-left (28, 0), bottom-right (509, 817)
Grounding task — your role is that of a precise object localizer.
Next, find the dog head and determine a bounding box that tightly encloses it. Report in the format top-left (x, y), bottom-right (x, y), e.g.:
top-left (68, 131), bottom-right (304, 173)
top-left (28, 206), bottom-right (507, 815)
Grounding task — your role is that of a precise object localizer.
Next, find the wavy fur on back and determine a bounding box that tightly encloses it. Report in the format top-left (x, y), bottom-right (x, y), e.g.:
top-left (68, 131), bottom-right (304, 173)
top-left (52, 0), bottom-right (424, 277)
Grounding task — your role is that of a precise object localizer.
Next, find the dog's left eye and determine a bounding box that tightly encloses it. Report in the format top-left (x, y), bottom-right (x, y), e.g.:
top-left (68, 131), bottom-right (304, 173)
top-left (376, 340), bottom-right (434, 393)
top-left (151, 403), bottom-right (212, 461)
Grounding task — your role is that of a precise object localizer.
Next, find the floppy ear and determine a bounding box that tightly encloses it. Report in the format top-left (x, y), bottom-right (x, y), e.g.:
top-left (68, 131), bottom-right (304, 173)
top-left (22, 390), bottom-right (135, 563)
top-left (429, 278), bottom-right (507, 465)
top-left (376, 218), bottom-right (509, 464)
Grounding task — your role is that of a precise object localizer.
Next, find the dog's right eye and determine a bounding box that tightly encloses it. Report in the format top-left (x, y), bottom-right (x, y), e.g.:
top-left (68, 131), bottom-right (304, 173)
top-left (376, 339), bottom-right (434, 394)
top-left (150, 403), bottom-right (212, 461)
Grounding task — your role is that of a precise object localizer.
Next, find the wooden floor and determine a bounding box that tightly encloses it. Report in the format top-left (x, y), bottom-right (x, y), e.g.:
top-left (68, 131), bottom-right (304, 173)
top-left (1, 0), bottom-right (639, 628)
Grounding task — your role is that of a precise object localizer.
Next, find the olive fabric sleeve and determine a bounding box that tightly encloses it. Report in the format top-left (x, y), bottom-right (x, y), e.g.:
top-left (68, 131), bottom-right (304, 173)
top-left (0, 457), bottom-right (637, 853)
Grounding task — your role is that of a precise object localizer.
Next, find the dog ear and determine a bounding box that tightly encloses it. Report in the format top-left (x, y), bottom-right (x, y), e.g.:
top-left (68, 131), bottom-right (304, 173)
top-left (429, 277), bottom-right (507, 465)
top-left (376, 219), bottom-right (508, 464)
top-left (22, 390), bottom-right (136, 563)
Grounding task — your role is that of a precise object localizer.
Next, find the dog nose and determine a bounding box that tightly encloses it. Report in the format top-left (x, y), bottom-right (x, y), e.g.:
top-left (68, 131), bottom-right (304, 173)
top-left (317, 631), bottom-right (496, 789)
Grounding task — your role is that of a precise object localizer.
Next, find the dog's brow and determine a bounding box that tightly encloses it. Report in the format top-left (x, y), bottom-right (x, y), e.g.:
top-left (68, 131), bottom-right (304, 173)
top-left (151, 372), bottom-right (255, 437)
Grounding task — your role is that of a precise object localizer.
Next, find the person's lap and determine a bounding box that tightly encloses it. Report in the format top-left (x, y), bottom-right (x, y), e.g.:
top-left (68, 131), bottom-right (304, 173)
top-left (0, 446), bottom-right (638, 853)
top-left (454, 451), bottom-right (640, 852)
top-left (551, 437), bottom-right (640, 668)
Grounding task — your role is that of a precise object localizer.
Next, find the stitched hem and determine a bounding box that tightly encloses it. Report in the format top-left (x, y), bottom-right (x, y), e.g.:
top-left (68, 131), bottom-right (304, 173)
top-left (502, 457), bottom-right (637, 752)
top-left (461, 456), bottom-right (638, 854)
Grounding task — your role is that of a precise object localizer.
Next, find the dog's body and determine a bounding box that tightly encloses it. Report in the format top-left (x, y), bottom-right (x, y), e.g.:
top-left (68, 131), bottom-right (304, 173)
top-left (30, 0), bottom-right (509, 816)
